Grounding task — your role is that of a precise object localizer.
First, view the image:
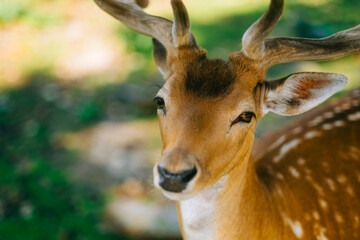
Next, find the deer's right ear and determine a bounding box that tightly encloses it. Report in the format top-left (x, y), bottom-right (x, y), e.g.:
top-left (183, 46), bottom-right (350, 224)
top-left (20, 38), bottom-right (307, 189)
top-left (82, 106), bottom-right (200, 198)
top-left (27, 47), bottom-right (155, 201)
top-left (153, 38), bottom-right (171, 78)
top-left (262, 72), bottom-right (348, 116)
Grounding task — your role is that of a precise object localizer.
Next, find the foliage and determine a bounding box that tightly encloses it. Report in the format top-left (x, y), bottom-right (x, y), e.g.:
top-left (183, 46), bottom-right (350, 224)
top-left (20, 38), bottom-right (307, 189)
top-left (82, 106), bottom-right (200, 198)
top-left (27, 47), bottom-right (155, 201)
top-left (0, 75), bottom-right (158, 239)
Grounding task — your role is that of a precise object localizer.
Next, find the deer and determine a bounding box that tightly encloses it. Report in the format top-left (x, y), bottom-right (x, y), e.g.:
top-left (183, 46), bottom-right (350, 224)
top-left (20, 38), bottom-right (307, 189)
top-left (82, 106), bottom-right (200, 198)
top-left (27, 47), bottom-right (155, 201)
top-left (93, 0), bottom-right (360, 239)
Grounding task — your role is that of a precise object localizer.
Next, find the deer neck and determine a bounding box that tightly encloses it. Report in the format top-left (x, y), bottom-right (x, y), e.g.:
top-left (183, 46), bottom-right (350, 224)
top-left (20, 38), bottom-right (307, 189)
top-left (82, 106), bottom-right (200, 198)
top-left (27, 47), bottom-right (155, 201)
top-left (177, 155), bottom-right (283, 240)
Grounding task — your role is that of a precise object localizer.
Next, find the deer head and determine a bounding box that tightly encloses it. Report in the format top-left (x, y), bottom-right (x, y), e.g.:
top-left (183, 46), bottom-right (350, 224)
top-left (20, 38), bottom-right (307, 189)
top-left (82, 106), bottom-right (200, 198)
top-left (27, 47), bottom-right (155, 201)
top-left (94, 0), bottom-right (360, 200)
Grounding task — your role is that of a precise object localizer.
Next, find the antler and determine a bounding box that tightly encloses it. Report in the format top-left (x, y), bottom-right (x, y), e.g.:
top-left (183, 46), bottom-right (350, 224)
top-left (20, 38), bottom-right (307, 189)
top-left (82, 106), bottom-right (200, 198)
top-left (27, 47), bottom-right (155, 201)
top-left (242, 0), bottom-right (360, 68)
top-left (93, 0), bottom-right (196, 50)
top-left (262, 25), bottom-right (360, 68)
top-left (242, 0), bottom-right (284, 59)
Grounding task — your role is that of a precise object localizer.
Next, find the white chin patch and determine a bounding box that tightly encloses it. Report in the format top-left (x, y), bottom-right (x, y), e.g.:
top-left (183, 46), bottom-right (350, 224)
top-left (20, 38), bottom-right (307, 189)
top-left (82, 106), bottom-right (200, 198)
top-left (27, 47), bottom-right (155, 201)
top-left (162, 190), bottom-right (197, 201)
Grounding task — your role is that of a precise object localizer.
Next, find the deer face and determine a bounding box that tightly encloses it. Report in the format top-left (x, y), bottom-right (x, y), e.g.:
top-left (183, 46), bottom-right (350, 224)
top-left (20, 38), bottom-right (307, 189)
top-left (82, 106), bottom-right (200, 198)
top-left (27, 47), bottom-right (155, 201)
top-left (152, 52), bottom-right (264, 199)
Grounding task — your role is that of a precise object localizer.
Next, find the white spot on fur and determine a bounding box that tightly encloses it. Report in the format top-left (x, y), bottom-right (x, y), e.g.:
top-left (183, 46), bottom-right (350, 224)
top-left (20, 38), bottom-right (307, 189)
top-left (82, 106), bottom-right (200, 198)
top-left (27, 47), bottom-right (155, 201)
top-left (336, 174), bottom-right (347, 184)
top-left (292, 126), bottom-right (302, 135)
top-left (313, 182), bottom-right (324, 195)
top-left (276, 172), bottom-right (284, 180)
top-left (334, 120), bottom-right (346, 127)
top-left (335, 212), bottom-right (343, 224)
top-left (273, 139), bottom-right (301, 163)
top-left (326, 178), bottom-right (336, 191)
top-left (342, 102), bottom-right (351, 110)
top-left (314, 224), bottom-right (329, 240)
top-left (297, 158), bottom-right (306, 166)
top-left (321, 123), bottom-right (333, 130)
top-left (289, 166), bottom-right (300, 178)
top-left (323, 111), bottom-right (335, 119)
top-left (268, 135), bottom-right (287, 151)
top-left (348, 111), bottom-right (360, 121)
top-left (282, 214), bottom-right (304, 239)
top-left (290, 220), bottom-right (303, 239)
top-left (346, 185), bottom-right (355, 196)
top-left (321, 162), bottom-right (330, 172)
top-left (308, 116), bottom-right (324, 127)
top-left (304, 168), bottom-right (311, 175)
top-left (180, 176), bottom-right (228, 240)
top-left (305, 175), bottom-right (324, 194)
top-left (354, 89), bottom-right (360, 97)
top-left (349, 146), bottom-right (360, 160)
top-left (304, 130), bottom-right (322, 139)
top-left (313, 211), bottom-right (320, 221)
top-left (319, 199), bottom-right (328, 210)
top-left (334, 106), bottom-right (342, 113)
top-left (275, 184), bottom-right (284, 196)
top-left (304, 212), bottom-right (311, 221)
top-left (355, 216), bottom-right (359, 228)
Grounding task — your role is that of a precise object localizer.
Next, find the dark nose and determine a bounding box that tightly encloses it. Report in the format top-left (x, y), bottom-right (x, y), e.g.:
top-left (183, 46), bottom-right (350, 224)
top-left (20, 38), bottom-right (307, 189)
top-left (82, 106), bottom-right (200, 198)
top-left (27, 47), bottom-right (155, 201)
top-left (158, 165), bottom-right (197, 193)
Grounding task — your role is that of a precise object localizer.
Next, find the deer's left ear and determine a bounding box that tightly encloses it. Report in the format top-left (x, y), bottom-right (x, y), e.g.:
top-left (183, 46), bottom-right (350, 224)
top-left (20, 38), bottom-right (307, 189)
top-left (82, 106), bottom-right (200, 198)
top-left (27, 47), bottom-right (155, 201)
top-left (152, 38), bottom-right (172, 78)
top-left (262, 72), bottom-right (348, 116)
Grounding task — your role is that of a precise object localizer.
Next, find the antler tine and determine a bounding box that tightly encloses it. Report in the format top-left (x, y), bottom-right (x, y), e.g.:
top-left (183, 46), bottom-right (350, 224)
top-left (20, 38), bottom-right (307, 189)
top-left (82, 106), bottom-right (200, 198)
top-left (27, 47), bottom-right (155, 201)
top-left (171, 0), bottom-right (193, 47)
top-left (242, 0), bottom-right (284, 59)
top-left (94, 0), bottom-right (195, 50)
top-left (262, 24), bottom-right (360, 68)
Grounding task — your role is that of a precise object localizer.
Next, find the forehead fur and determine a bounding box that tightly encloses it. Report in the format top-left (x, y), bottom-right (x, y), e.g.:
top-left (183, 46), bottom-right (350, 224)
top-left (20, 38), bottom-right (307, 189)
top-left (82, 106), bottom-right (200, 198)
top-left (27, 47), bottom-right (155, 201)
top-left (185, 56), bottom-right (235, 98)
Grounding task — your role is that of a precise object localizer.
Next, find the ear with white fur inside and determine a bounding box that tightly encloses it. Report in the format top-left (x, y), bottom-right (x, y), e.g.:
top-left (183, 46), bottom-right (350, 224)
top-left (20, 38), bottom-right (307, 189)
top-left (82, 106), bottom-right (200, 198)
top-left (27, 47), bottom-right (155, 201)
top-left (263, 72), bottom-right (349, 116)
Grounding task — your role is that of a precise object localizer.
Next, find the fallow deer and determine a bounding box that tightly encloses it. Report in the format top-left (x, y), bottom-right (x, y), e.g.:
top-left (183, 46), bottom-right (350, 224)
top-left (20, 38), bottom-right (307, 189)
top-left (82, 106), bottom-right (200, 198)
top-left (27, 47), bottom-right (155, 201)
top-left (93, 0), bottom-right (360, 239)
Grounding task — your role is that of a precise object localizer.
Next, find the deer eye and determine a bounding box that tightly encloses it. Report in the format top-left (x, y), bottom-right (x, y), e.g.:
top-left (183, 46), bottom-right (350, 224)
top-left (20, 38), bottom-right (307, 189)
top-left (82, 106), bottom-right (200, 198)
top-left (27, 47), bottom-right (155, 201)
top-left (154, 97), bottom-right (165, 109)
top-left (232, 112), bottom-right (255, 125)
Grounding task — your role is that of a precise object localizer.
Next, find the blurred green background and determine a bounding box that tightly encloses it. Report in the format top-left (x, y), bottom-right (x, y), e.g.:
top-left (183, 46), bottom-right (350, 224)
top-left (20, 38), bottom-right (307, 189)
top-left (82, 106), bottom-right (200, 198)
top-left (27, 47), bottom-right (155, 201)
top-left (0, 0), bottom-right (359, 239)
